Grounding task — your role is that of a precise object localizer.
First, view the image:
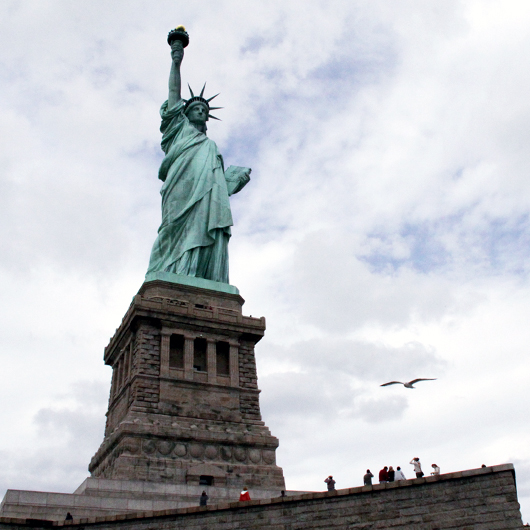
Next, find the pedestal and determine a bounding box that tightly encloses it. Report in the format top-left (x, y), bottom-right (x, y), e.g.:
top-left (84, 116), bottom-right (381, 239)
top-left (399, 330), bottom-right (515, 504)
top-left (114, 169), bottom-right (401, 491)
top-left (89, 276), bottom-right (285, 492)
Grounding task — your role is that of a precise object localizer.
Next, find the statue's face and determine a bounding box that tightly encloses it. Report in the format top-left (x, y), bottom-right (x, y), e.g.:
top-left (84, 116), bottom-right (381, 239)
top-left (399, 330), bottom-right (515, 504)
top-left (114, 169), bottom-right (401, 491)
top-left (186, 104), bottom-right (208, 125)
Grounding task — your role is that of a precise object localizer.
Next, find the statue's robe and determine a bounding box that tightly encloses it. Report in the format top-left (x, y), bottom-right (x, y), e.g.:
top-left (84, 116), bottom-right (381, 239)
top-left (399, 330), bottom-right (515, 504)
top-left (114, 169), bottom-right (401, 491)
top-left (146, 99), bottom-right (249, 283)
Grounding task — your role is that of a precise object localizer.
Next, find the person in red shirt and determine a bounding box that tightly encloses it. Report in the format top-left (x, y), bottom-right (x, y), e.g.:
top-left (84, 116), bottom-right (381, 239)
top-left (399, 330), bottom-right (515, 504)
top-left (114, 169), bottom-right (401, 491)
top-left (239, 487), bottom-right (251, 501)
top-left (379, 466), bottom-right (389, 483)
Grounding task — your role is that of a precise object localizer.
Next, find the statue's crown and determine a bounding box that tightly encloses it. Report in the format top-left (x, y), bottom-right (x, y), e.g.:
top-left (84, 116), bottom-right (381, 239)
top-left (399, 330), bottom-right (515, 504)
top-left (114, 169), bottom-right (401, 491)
top-left (168, 26), bottom-right (189, 47)
top-left (184, 84), bottom-right (222, 121)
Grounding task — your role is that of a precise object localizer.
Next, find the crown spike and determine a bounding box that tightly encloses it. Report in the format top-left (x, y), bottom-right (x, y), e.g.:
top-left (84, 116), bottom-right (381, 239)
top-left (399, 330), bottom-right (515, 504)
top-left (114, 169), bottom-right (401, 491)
top-left (184, 84), bottom-right (222, 120)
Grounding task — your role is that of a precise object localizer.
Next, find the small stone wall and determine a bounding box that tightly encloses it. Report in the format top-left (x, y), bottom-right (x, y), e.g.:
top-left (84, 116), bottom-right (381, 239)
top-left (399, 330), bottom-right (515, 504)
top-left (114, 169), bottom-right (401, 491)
top-left (0, 465), bottom-right (523, 530)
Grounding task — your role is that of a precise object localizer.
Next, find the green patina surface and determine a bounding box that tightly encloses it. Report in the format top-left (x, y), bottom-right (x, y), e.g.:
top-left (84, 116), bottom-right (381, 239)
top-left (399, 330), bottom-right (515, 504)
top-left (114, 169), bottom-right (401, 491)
top-left (145, 271), bottom-right (240, 295)
top-left (146, 32), bottom-right (249, 286)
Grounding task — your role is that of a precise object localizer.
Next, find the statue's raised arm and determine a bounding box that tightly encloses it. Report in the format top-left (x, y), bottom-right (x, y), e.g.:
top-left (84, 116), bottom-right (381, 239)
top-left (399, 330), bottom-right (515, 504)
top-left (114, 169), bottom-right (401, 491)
top-left (145, 27), bottom-right (251, 287)
top-left (168, 39), bottom-right (183, 109)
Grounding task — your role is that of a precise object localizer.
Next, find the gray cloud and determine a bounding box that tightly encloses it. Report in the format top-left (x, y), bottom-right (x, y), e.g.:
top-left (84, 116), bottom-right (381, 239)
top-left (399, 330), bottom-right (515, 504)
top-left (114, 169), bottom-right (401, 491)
top-left (355, 395), bottom-right (409, 424)
top-left (0, 381), bottom-right (107, 495)
top-left (2, 0), bottom-right (530, 522)
top-left (258, 338), bottom-right (439, 431)
top-left (263, 338), bottom-right (444, 382)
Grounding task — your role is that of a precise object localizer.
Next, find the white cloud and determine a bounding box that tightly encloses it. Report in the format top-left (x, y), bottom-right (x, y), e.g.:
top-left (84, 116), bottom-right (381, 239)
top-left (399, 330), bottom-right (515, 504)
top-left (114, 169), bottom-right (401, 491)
top-left (2, 0), bottom-right (530, 524)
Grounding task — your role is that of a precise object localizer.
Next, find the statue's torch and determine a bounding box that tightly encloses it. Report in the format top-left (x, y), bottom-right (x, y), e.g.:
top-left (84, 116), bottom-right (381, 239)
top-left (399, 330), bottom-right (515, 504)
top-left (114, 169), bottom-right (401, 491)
top-left (167, 26), bottom-right (189, 48)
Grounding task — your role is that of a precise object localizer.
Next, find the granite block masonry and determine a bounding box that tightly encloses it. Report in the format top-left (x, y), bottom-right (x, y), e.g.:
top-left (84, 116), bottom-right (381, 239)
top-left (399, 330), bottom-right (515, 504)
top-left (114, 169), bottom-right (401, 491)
top-left (89, 278), bottom-right (285, 490)
top-left (0, 466), bottom-right (524, 529)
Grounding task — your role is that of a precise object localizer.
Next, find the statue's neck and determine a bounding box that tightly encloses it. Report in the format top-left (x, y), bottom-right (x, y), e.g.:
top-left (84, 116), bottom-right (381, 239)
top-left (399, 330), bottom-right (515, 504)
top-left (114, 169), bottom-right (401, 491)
top-left (191, 122), bottom-right (207, 134)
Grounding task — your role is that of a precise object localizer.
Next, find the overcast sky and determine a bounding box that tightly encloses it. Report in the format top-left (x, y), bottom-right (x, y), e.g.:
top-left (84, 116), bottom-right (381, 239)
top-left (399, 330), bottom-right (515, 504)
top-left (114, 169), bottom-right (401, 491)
top-left (1, 0), bottom-right (530, 522)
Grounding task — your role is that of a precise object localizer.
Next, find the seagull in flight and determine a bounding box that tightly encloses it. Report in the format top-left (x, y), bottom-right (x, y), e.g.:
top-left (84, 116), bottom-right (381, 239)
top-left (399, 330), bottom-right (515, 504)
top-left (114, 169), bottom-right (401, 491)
top-left (380, 378), bottom-right (436, 389)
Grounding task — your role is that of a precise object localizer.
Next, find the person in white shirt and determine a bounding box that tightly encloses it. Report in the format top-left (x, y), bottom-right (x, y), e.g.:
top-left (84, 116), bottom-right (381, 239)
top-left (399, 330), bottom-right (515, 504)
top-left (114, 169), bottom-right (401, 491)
top-left (410, 457), bottom-right (424, 478)
top-left (394, 467), bottom-right (406, 481)
top-left (431, 464), bottom-right (440, 475)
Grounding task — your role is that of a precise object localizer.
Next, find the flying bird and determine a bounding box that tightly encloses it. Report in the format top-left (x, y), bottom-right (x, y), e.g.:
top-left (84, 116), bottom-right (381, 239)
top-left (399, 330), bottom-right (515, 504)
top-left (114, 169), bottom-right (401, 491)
top-left (380, 378), bottom-right (437, 389)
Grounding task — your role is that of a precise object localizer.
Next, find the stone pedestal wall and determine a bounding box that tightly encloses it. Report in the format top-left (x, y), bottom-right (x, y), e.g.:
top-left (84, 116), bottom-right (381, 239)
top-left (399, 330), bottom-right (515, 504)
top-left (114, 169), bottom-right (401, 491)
top-left (0, 466), bottom-right (523, 529)
top-left (88, 279), bottom-right (285, 491)
top-left (0, 478), bottom-right (288, 521)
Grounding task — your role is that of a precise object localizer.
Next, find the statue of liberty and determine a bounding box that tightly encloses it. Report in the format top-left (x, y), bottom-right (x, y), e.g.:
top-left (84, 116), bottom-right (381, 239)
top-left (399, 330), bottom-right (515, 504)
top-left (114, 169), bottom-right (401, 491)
top-left (146, 27), bottom-right (250, 284)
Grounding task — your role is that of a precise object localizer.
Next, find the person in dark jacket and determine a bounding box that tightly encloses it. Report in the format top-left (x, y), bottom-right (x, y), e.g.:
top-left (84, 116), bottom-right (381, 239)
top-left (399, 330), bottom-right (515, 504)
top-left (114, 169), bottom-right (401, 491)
top-left (199, 491), bottom-right (208, 506)
top-left (388, 466), bottom-right (395, 481)
top-left (324, 476), bottom-right (336, 491)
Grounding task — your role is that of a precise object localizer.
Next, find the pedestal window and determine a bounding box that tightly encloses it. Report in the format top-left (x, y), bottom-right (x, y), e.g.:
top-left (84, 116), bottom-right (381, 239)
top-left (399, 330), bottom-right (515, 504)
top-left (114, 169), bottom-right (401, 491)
top-left (216, 341), bottom-right (230, 376)
top-left (169, 334), bottom-right (185, 369)
top-left (193, 338), bottom-right (207, 372)
top-left (199, 475), bottom-right (214, 486)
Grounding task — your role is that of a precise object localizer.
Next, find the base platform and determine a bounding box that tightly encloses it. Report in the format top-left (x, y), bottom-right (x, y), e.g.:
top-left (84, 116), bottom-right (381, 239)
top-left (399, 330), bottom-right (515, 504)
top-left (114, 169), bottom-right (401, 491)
top-left (0, 477), bottom-right (298, 521)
